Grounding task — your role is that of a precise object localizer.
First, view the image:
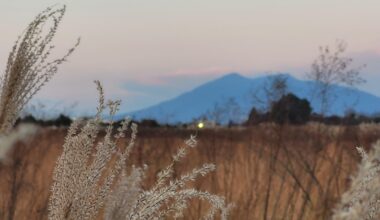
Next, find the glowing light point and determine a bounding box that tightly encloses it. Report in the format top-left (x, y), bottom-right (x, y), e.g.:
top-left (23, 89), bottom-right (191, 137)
top-left (197, 122), bottom-right (204, 129)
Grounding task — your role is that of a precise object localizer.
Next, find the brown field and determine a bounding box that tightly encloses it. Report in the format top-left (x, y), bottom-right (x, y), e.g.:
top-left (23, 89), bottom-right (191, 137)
top-left (0, 123), bottom-right (379, 220)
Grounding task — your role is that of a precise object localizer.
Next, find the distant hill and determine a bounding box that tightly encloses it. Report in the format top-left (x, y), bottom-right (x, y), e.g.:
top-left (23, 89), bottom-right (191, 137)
top-left (117, 73), bottom-right (380, 124)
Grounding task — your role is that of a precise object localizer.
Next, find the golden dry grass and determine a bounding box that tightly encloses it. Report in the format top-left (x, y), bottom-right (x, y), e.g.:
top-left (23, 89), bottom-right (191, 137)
top-left (0, 124), bottom-right (379, 220)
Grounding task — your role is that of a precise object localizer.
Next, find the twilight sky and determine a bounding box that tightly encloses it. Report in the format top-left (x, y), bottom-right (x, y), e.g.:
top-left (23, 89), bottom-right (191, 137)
top-left (1, 0), bottom-right (380, 116)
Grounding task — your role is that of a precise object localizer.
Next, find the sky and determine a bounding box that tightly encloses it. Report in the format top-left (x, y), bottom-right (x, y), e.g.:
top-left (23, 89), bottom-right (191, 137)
top-left (0, 0), bottom-right (380, 116)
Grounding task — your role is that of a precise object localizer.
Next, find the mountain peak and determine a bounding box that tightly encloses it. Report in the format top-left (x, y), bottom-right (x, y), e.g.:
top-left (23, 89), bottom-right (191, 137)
top-left (219, 72), bottom-right (245, 80)
top-left (210, 73), bottom-right (248, 85)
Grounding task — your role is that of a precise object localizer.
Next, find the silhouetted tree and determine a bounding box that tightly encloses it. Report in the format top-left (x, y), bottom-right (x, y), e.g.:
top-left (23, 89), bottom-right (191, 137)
top-left (246, 107), bottom-right (268, 125)
top-left (270, 93), bottom-right (312, 124)
top-left (205, 97), bottom-right (242, 125)
top-left (307, 40), bottom-right (365, 115)
top-left (250, 74), bottom-right (289, 112)
top-left (53, 114), bottom-right (72, 126)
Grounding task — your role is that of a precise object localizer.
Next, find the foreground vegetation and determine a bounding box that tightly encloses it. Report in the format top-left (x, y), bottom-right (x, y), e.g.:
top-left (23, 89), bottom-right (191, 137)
top-left (0, 123), bottom-right (379, 219)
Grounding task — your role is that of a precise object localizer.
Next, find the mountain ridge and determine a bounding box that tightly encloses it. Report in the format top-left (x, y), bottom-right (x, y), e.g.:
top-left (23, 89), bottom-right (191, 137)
top-left (117, 73), bottom-right (380, 124)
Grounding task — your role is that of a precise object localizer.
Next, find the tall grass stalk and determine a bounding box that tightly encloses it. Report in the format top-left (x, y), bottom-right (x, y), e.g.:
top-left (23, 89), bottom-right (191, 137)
top-left (0, 5), bottom-right (79, 133)
top-left (333, 141), bottom-right (380, 220)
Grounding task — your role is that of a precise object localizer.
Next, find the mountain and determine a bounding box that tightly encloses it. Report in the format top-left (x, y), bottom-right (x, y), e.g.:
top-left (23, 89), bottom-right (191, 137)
top-left (117, 73), bottom-right (380, 124)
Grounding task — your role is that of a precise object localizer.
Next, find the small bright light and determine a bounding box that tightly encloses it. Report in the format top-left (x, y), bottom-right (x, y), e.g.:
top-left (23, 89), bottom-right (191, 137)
top-left (197, 122), bottom-right (204, 129)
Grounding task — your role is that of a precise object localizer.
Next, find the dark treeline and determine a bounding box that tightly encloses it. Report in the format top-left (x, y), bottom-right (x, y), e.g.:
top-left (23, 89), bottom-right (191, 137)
top-left (15, 93), bottom-right (380, 128)
top-left (245, 92), bottom-right (380, 126)
top-left (15, 115), bottom-right (176, 129)
top-left (15, 114), bottom-right (72, 127)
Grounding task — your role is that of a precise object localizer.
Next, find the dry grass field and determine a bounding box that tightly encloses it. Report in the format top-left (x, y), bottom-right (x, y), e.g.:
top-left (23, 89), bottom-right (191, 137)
top-left (0, 123), bottom-right (379, 220)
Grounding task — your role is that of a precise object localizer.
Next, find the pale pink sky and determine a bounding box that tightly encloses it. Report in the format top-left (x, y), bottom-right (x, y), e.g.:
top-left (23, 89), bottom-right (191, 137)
top-left (0, 0), bottom-right (380, 114)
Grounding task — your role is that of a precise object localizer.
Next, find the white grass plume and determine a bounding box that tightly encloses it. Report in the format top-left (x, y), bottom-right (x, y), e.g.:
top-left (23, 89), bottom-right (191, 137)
top-left (105, 134), bottom-right (233, 220)
top-left (48, 81), bottom-right (231, 220)
top-left (48, 81), bottom-right (137, 220)
top-left (0, 5), bottom-right (79, 133)
top-left (332, 140), bottom-right (380, 220)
